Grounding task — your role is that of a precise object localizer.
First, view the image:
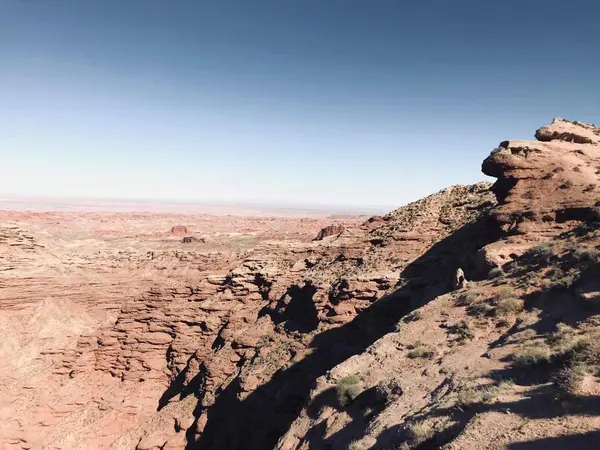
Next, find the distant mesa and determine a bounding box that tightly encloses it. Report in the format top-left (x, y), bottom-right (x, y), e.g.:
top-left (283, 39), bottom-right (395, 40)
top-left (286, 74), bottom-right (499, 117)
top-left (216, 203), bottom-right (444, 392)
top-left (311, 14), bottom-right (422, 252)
top-left (170, 225), bottom-right (189, 235)
top-left (313, 223), bottom-right (345, 241)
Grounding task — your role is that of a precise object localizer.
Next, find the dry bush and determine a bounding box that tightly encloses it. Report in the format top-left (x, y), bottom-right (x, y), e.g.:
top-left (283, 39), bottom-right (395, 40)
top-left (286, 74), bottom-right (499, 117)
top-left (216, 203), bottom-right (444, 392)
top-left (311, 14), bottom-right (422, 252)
top-left (468, 301), bottom-right (494, 317)
top-left (546, 323), bottom-right (577, 350)
top-left (457, 291), bottom-right (479, 306)
top-left (496, 286), bottom-right (515, 300)
top-left (495, 297), bottom-right (525, 316)
top-left (407, 341), bottom-right (435, 359)
top-left (405, 421), bottom-right (434, 447)
top-left (572, 246), bottom-right (600, 262)
top-left (488, 267), bottom-right (503, 278)
top-left (375, 378), bottom-right (403, 404)
top-left (552, 365), bottom-right (585, 399)
top-left (513, 343), bottom-right (551, 367)
top-left (336, 375), bottom-right (362, 407)
top-left (523, 244), bottom-right (555, 266)
top-left (348, 441), bottom-right (365, 450)
top-left (563, 337), bottom-right (600, 368)
top-left (455, 321), bottom-right (475, 342)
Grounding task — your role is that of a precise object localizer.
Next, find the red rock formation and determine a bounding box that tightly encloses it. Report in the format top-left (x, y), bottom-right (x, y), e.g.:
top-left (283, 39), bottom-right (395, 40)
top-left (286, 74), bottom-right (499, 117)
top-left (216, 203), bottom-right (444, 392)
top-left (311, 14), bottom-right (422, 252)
top-left (170, 225), bottom-right (189, 234)
top-left (313, 223), bottom-right (345, 240)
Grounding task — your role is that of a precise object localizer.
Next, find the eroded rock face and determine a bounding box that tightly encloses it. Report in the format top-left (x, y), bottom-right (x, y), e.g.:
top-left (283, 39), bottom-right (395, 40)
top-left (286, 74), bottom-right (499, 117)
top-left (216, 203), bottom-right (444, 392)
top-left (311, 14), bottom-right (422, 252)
top-left (479, 118), bottom-right (600, 268)
top-left (482, 118), bottom-right (600, 233)
top-left (314, 224), bottom-right (346, 240)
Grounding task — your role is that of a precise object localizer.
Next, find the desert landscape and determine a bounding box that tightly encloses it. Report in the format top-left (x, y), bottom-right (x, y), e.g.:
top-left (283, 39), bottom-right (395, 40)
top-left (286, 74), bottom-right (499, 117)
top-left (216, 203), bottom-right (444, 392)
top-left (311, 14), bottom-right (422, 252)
top-left (1, 118), bottom-right (600, 449)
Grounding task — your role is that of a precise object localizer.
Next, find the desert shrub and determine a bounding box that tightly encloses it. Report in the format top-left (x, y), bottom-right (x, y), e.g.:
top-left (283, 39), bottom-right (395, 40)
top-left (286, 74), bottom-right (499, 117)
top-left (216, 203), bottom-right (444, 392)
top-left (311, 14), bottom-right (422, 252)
top-left (546, 323), bottom-right (577, 349)
top-left (468, 301), bottom-right (494, 317)
top-left (562, 337), bottom-right (600, 368)
top-left (552, 365), bottom-right (585, 399)
top-left (456, 384), bottom-right (500, 408)
top-left (488, 267), bottom-right (503, 278)
top-left (407, 342), bottom-right (435, 359)
top-left (406, 310), bottom-right (422, 322)
top-left (375, 378), bottom-right (403, 404)
top-left (490, 147), bottom-right (505, 156)
top-left (560, 180), bottom-right (574, 189)
top-left (513, 343), bottom-right (551, 368)
top-left (523, 244), bottom-right (555, 266)
top-left (348, 441), bottom-right (365, 450)
top-left (573, 246), bottom-right (600, 262)
top-left (495, 297), bottom-right (525, 316)
top-left (455, 321), bottom-right (475, 342)
top-left (456, 291), bottom-right (479, 306)
top-left (405, 421), bottom-right (434, 447)
top-left (336, 375), bottom-right (362, 407)
top-left (495, 286), bottom-right (514, 300)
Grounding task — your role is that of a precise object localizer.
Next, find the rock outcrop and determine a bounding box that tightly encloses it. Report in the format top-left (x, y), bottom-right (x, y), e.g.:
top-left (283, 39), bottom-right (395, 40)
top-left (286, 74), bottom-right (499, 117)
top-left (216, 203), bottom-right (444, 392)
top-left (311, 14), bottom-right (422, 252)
top-left (314, 223), bottom-right (346, 240)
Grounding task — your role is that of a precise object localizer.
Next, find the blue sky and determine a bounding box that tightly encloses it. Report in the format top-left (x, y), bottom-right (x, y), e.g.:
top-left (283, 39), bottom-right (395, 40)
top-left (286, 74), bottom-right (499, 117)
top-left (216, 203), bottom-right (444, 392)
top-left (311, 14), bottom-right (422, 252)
top-left (1, 1), bottom-right (599, 209)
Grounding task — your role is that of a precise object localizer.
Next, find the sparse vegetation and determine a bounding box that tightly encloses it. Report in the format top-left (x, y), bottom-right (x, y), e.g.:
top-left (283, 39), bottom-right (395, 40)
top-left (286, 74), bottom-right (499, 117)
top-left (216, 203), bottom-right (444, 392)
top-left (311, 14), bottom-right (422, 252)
top-left (523, 244), bottom-right (555, 266)
top-left (468, 301), bottom-right (494, 317)
top-left (456, 384), bottom-right (499, 408)
top-left (488, 267), bottom-right (503, 278)
top-left (454, 320), bottom-right (475, 342)
top-left (407, 341), bottom-right (435, 359)
top-left (513, 342), bottom-right (551, 368)
top-left (495, 297), bottom-right (525, 316)
top-left (348, 440), bottom-right (365, 450)
top-left (456, 291), bottom-right (478, 306)
top-left (546, 323), bottom-right (577, 350)
top-left (552, 365), bottom-right (585, 399)
top-left (572, 246), bottom-right (599, 262)
top-left (336, 375), bottom-right (362, 407)
top-left (406, 310), bottom-right (422, 322)
top-left (560, 180), bottom-right (574, 189)
top-left (375, 378), bottom-right (403, 404)
top-left (405, 421), bottom-right (434, 447)
top-left (495, 286), bottom-right (514, 300)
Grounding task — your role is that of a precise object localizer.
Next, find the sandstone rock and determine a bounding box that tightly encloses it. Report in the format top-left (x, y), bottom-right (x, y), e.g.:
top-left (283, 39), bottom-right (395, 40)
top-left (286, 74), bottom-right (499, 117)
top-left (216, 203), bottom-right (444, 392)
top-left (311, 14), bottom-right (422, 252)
top-left (170, 225), bottom-right (189, 234)
top-left (313, 223), bottom-right (345, 240)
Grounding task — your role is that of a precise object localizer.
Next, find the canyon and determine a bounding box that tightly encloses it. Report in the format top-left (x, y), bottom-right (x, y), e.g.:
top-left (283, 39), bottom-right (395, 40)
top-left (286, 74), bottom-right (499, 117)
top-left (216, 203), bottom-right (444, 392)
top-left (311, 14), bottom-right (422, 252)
top-left (1, 118), bottom-right (600, 449)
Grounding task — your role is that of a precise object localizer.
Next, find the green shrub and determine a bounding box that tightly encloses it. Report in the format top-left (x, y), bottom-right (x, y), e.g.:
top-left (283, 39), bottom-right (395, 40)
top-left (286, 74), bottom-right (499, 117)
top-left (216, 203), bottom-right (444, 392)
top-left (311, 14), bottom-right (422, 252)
top-left (336, 375), bottom-right (362, 407)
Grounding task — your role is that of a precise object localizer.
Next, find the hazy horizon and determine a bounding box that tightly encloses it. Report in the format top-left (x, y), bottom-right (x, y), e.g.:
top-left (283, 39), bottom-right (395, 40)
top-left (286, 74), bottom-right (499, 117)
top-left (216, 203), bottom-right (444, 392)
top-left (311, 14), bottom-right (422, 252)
top-left (2, 0), bottom-right (599, 207)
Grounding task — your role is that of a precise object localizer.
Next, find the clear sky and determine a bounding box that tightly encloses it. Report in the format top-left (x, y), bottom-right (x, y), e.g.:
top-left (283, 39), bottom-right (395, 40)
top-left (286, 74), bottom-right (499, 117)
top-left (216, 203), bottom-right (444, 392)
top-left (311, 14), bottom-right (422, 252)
top-left (1, 1), bottom-right (599, 209)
